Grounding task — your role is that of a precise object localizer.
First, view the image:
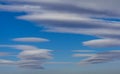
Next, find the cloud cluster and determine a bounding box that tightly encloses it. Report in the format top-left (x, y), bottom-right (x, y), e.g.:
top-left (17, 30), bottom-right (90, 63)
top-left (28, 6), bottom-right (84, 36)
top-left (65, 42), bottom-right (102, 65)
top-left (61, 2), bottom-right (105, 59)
top-left (1, 0), bottom-right (120, 68)
top-left (0, 45), bottom-right (53, 69)
top-left (0, 0), bottom-right (120, 47)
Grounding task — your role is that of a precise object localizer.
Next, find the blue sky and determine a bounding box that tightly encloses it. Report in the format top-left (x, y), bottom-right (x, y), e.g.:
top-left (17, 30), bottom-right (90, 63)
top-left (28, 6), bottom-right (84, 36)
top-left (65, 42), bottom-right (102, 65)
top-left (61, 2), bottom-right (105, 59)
top-left (0, 0), bottom-right (120, 74)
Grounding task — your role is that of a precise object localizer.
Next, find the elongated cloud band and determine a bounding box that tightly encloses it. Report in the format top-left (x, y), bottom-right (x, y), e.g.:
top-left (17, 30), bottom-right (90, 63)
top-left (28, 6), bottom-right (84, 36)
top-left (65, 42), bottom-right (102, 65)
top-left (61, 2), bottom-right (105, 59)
top-left (12, 37), bottom-right (49, 42)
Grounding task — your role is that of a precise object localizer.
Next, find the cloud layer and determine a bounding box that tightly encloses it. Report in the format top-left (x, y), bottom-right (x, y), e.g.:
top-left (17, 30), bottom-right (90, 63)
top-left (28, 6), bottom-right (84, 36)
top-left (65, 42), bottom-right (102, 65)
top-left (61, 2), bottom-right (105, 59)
top-left (0, 0), bottom-right (120, 47)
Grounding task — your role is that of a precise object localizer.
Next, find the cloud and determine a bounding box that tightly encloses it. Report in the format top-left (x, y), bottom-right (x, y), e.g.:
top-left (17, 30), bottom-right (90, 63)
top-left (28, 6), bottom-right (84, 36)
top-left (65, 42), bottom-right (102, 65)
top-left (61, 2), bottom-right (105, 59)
top-left (46, 62), bottom-right (74, 64)
top-left (79, 51), bottom-right (120, 64)
top-left (83, 39), bottom-right (120, 47)
top-left (17, 60), bottom-right (44, 69)
top-left (0, 52), bottom-right (11, 56)
top-left (1, 0), bottom-right (120, 47)
top-left (17, 49), bottom-right (52, 69)
top-left (0, 45), bottom-right (38, 50)
top-left (73, 54), bottom-right (94, 58)
top-left (12, 37), bottom-right (49, 42)
top-left (1, 0), bottom-right (120, 17)
top-left (0, 59), bottom-right (15, 65)
top-left (72, 50), bottom-right (95, 58)
top-left (1, 0), bottom-right (120, 67)
top-left (0, 45), bottom-right (53, 69)
top-left (19, 49), bottom-right (52, 60)
top-left (72, 50), bottom-right (95, 53)
top-left (0, 4), bottom-right (42, 12)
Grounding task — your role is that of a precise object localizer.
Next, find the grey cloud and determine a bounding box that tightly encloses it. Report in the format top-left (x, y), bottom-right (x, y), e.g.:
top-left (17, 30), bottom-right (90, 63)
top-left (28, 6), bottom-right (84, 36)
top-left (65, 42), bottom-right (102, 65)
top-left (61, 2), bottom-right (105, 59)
top-left (79, 51), bottom-right (120, 64)
top-left (17, 60), bottom-right (45, 69)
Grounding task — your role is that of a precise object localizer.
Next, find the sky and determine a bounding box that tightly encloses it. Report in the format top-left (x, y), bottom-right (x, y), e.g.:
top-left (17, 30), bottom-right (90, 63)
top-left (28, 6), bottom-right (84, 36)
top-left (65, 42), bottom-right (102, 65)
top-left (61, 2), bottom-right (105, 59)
top-left (0, 0), bottom-right (120, 74)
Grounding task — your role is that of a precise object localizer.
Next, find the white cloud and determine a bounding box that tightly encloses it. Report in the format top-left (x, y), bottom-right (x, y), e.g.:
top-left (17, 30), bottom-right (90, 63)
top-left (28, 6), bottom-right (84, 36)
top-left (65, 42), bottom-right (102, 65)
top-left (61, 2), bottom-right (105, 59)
top-left (0, 60), bottom-right (15, 65)
top-left (83, 39), bottom-right (120, 47)
top-left (17, 13), bottom-right (92, 22)
top-left (13, 37), bottom-right (49, 42)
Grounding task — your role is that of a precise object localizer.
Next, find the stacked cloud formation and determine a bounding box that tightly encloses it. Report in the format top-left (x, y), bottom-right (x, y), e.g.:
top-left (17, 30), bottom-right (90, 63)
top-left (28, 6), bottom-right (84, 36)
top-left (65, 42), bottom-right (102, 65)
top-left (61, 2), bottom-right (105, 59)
top-left (0, 45), bottom-right (53, 69)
